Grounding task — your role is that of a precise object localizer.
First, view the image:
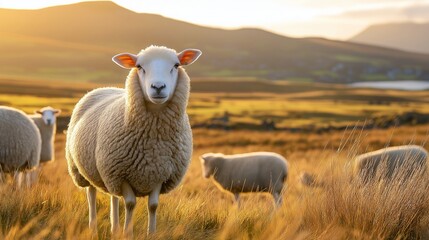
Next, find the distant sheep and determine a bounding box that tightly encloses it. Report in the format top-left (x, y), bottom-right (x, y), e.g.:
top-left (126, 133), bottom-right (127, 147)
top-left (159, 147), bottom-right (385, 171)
top-left (354, 145), bottom-right (428, 182)
top-left (0, 106), bottom-right (41, 186)
top-left (30, 106), bottom-right (61, 163)
top-left (66, 46), bottom-right (201, 236)
top-left (24, 106), bottom-right (61, 185)
top-left (200, 152), bottom-right (288, 206)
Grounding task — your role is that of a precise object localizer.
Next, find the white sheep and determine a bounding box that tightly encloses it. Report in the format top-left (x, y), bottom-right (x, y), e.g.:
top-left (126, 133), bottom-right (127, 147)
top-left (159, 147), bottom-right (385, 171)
top-left (354, 145), bottom-right (428, 182)
top-left (66, 45), bottom-right (201, 237)
top-left (23, 106), bottom-right (61, 185)
top-left (200, 152), bottom-right (288, 206)
top-left (0, 106), bottom-right (41, 186)
top-left (30, 106), bottom-right (60, 163)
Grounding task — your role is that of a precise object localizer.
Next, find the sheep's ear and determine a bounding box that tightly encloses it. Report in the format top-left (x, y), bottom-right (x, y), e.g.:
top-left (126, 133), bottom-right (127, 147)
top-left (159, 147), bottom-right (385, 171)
top-left (177, 49), bottom-right (202, 66)
top-left (112, 53), bottom-right (138, 69)
top-left (53, 109), bottom-right (61, 115)
top-left (35, 110), bottom-right (43, 115)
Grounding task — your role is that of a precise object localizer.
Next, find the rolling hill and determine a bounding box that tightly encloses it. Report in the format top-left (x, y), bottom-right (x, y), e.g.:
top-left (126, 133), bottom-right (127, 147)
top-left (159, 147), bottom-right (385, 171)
top-left (1, 1), bottom-right (429, 83)
top-left (350, 22), bottom-right (429, 55)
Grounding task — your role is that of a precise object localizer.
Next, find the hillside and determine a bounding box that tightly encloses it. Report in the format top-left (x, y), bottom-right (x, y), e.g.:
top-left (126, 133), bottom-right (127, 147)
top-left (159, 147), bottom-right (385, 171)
top-left (2, 2), bottom-right (429, 83)
top-left (350, 22), bottom-right (429, 54)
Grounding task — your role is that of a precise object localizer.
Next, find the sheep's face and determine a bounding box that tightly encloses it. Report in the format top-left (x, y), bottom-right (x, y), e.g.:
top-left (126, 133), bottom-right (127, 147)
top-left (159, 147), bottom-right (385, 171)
top-left (112, 46), bottom-right (202, 105)
top-left (35, 107), bottom-right (61, 126)
top-left (200, 153), bottom-right (223, 178)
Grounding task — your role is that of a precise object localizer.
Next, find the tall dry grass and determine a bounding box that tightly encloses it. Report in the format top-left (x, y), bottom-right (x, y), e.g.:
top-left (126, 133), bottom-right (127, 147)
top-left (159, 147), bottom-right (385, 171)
top-left (1, 124), bottom-right (429, 239)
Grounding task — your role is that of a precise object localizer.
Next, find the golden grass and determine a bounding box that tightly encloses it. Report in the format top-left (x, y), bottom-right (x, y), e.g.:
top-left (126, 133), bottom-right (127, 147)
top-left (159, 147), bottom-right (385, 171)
top-left (1, 124), bottom-right (429, 239)
top-left (2, 79), bottom-right (429, 239)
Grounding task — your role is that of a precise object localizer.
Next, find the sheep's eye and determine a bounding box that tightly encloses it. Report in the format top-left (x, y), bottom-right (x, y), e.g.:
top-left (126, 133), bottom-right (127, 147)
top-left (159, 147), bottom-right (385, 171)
top-left (136, 65), bottom-right (146, 73)
top-left (174, 63), bottom-right (180, 69)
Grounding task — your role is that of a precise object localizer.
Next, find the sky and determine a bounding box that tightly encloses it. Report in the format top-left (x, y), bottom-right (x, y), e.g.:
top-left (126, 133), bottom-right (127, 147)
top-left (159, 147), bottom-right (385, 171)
top-left (0, 0), bottom-right (429, 40)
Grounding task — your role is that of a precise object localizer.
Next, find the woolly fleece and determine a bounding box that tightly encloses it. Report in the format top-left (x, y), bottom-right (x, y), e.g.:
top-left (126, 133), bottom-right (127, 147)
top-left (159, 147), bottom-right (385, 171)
top-left (354, 145), bottom-right (428, 181)
top-left (0, 106), bottom-right (41, 172)
top-left (201, 152), bottom-right (288, 194)
top-left (66, 53), bottom-right (192, 197)
top-left (30, 108), bottom-right (57, 163)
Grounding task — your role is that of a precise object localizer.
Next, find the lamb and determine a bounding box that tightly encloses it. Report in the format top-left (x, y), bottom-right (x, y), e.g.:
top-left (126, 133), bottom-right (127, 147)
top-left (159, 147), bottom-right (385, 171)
top-left (0, 106), bottom-right (41, 186)
top-left (354, 145), bottom-right (428, 183)
top-left (66, 45), bottom-right (201, 237)
top-left (200, 152), bottom-right (288, 206)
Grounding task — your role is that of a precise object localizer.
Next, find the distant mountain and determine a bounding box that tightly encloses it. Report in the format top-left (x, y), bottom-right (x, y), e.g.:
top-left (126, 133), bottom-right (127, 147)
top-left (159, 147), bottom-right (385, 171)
top-left (1, 2), bottom-right (429, 83)
top-left (350, 22), bottom-right (429, 54)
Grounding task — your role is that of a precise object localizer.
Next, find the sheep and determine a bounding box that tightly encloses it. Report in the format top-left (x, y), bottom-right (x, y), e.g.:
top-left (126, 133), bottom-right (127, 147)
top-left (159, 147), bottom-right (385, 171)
top-left (30, 106), bottom-right (61, 163)
top-left (65, 45), bottom-right (201, 237)
top-left (300, 145), bottom-right (428, 188)
top-left (23, 106), bottom-right (61, 185)
top-left (354, 145), bottom-right (428, 183)
top-left (0, 106), bottom-right (41, 187)
top-left (200, 152), bottom-right (288, 206)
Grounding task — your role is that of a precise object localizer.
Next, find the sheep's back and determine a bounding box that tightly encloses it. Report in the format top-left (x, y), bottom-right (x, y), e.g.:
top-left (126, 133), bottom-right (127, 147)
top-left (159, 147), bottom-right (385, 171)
top-left (66, 88), bottom-right (125, 190)
top-left (217, 153), bottom-right (288, 193)
top-left (0, 107), bottom-right (41, 172)
top-left (355, 145), bottom-right (428, 181)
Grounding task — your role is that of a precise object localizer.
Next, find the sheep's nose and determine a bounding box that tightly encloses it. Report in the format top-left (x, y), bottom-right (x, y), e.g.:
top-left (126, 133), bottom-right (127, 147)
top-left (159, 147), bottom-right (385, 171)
top-left (151, 83), bottom-right (166, 94)
top-left (47, 119), bottom-right (52, 125)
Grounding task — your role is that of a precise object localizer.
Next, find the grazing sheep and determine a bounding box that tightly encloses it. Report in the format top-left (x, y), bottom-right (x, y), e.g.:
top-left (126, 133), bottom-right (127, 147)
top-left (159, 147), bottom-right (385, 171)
top-left (354, 145), bottom-right (428, 183)
top-left (200, 152), bottom-right (288, 206)
top-left (66, 46), bottom-right (201, 236)
top-left (0, 106), bottom-right (41, 186)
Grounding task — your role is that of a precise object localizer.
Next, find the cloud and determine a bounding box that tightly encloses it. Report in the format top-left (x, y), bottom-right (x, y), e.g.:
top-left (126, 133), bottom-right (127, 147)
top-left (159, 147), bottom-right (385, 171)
top-left (284, 0), bottom-right (424, 9)
top-left (325, 2), bottom-right (429, 22)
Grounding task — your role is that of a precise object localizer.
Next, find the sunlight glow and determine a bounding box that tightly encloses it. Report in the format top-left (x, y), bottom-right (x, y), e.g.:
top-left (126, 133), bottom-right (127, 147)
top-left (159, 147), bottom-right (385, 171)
top-left (1, 0), bottom-right (429, 39)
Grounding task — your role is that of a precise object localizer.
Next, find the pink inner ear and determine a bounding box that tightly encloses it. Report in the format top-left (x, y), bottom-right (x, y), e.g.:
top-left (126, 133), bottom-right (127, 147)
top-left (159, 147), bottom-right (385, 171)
top-left (179, 51), bottom-right (196, 65)
top-left (119, 55), bottom-right (136, 67)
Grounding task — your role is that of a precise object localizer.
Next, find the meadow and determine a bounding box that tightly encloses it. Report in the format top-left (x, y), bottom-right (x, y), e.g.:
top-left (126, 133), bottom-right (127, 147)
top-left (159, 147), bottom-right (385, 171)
top-left (1, 77), bottom-right (429, 128)
top-left (1, 125), bottom-right (429, 239)
top-left (1, 78), bottom-right (429, 239)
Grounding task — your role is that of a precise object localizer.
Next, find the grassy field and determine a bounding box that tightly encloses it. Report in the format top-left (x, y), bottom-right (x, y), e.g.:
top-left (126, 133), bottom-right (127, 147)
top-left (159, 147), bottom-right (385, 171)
top-left (1, 124), bottom-right (429, 239)
top-left (1, 78), bottom-right (429, 239)
top-left (1, 77), bottom-right (429, 128)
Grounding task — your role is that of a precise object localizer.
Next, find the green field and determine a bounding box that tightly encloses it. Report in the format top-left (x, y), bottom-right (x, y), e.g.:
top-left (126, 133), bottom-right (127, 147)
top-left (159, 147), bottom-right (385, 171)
top-left (1, 77), bottom-right (428, 129)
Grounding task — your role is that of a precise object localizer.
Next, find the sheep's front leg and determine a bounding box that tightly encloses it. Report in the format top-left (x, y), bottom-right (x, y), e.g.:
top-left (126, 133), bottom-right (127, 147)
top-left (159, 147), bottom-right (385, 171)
top-left (122, 182), bottom-right (136, 238)
top-left (0, 171), bottom-right (4, 184)
top-left (148, 183), bottom-right (162, 235)
top-left (13, 171), bottom-right (23, 189)
top-left (272, 192), bottom-right (282, 207)
top-left (86, 185), bottom-right (97, 232)
top-left (110, 195), bottom-right (120, 234)
top-left (25, 168), bottom-right (40, 188)
top-left (234, 193), bottom-right (241, 207)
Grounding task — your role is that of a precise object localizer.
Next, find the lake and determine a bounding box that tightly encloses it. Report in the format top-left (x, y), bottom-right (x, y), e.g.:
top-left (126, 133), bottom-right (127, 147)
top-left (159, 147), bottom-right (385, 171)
top-left (349, 80), bottom-right (429, 91)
